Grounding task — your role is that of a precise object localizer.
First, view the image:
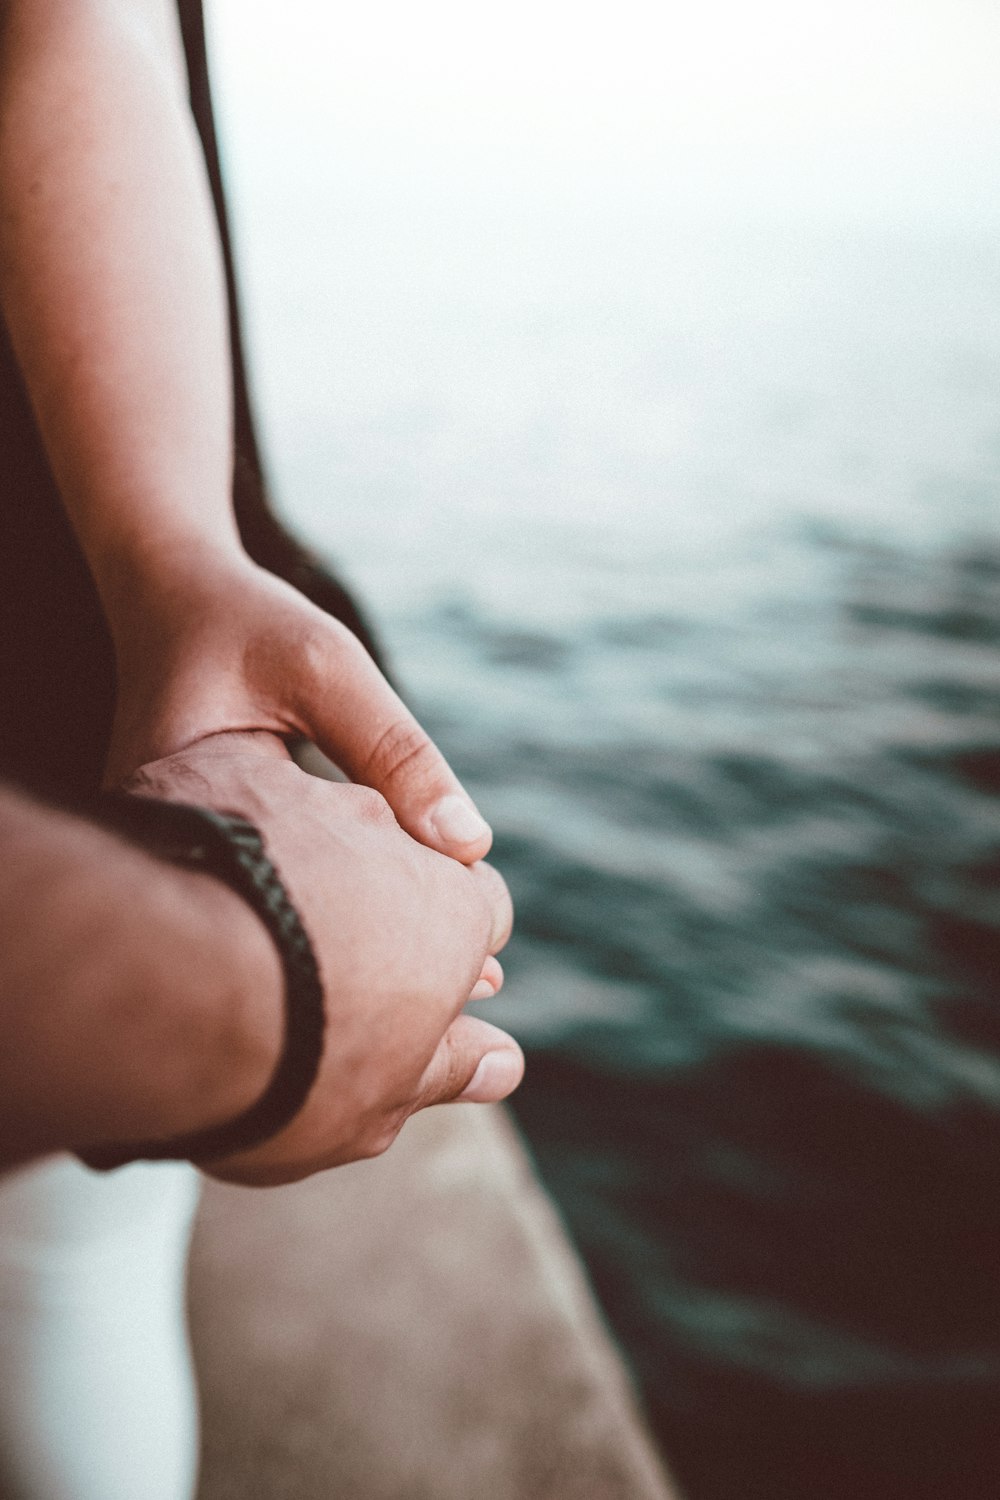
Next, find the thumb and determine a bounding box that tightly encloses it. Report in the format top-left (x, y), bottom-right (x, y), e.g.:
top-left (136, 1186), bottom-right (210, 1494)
top-left (298, 621), bottom-right (493, 863)
top-left (411, 1016), bottom-right (525, 1112)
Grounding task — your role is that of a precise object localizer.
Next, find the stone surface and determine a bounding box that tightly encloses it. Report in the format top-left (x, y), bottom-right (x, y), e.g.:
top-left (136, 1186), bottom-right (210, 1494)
top-left (190, 1104), bottom-right (678, 1500)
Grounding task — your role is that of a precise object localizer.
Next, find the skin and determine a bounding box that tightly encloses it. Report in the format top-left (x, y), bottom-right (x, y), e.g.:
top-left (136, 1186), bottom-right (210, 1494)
top-left (122, 734), bottom-right (520, 1186)
top-left (0, 775), bottom-right (285, 1171)
top-left (0, 0), bottom-right (524, 1173)
top-left (0, 0), bottom-right (495, 861)
top-left (0, 746), bottom-right (520, 1184)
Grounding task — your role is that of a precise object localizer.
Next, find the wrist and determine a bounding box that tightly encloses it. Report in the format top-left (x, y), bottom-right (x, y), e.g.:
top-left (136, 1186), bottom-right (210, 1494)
top-left (151, 864), bottom-right (286, 1141)
top-left (81, 795), bottom-right (325, 1168)
top-left (91, 524), bottom-right (251, 635)
top-left (0, 793), bottom-right (283, 1166)
top-left (68, 856), bottom-right (285, 1157)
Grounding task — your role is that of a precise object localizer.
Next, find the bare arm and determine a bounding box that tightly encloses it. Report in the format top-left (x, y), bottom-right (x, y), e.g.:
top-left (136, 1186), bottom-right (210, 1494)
top-left (0, 0), bottom-right (236, 596)
top-left (0, 0), bottom-right (494, 862)
top-left (0, 741), bottom-right (521, 1185)
top-left (0, 778), bottom-right (281, 1171)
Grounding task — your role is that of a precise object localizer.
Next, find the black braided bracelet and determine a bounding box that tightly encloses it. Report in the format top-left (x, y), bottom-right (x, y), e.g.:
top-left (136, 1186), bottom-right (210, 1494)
top-left (80, 794), bottom-right (326, 1169)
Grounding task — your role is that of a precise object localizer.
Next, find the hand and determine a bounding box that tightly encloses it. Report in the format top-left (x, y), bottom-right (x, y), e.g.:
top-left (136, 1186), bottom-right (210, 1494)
top-left (123, 735), bottom-right (521, 1186)
top-left (105, 547), bottom-right (493, 864)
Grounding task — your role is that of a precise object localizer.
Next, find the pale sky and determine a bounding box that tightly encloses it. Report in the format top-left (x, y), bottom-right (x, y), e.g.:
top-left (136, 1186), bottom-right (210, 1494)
top-left (206, 1), bottom-right (995, 159)
top-left (201, 1), bottom-right (1000, 578)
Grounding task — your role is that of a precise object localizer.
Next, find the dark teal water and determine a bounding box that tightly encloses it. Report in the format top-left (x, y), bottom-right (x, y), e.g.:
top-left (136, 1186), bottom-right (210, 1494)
top-left (404, 530), bottom-right (1000, 1498)
top-left (432, 543), bottom-right (1000, 1499)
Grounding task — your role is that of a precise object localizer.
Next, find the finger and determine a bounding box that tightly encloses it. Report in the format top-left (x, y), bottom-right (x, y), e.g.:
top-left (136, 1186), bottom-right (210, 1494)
top-left (112, 726), bottom-right (290, 791)
top-left (465, 860), bottom-right (514, 954)
top-left (411, 1016), bottom-right (524, 1111)
top-left (469, 956), bottom-right (504, 1001)
top-left (298, 622), bottom-right (492, 863)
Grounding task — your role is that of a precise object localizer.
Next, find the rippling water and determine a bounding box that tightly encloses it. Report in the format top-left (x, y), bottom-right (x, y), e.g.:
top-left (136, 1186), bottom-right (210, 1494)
top-left (234, 194), bottom-right (1000, 1495)
top-left (409, 536), bottom-right (1000, 1500)
top-left (483, 543), bottom-right (1000, 1495)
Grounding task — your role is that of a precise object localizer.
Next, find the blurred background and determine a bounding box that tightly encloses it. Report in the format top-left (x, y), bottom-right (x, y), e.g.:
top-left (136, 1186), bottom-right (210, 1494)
top-left (207, 4), bottom-right (1000, 1495)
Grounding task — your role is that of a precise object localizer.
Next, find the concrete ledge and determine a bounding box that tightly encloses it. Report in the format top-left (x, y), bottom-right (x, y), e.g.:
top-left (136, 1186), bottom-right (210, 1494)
top-left (190, 1104), bottom-right (678, 1499)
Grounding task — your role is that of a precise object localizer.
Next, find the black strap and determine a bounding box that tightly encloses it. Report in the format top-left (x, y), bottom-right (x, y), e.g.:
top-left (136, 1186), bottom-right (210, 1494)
top-left (81, 794), bottom-right (325, 1167)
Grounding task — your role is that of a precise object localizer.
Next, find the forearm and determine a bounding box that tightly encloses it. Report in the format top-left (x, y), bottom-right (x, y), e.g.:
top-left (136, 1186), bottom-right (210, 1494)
top-left (0, 0), bottom-right (239, 626)
top-left (0, 783), bottom-right (281, 1171)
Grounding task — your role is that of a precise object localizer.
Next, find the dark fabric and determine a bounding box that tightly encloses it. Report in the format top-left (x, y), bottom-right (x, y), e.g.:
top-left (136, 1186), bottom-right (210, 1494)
top-left (0, 0), bottom-right (381, 803)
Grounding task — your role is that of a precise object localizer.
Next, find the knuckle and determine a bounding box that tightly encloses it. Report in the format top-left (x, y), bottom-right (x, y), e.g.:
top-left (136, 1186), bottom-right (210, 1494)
top-left (363, 717), bottom-right (434, 790)
top-left (361, 1118), bottom-right (403, 1160)
top-left (293, 613), bottom-right (360, 695)
top-left (446, 1056), bottom-right (470, 1104)
top-left (294, 618), bottom-right (335, 687)
top-left (346, 784), bottom-right (395, 825)
top-left (428, 1030), bottom-right (468, 1105)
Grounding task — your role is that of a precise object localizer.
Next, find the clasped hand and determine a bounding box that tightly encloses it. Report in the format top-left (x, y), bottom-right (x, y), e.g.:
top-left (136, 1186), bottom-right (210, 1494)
top-left (108, 551), bottom-right (521, 1185)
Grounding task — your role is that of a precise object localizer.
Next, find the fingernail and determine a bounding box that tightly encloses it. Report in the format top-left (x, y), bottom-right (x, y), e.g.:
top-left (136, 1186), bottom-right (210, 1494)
top-left (429, 795), bottom-right (491, 848)
top-left (469, 979), bottom-right (495, 1002)
top-left (458, 1050), bottom-right (523, 1103)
